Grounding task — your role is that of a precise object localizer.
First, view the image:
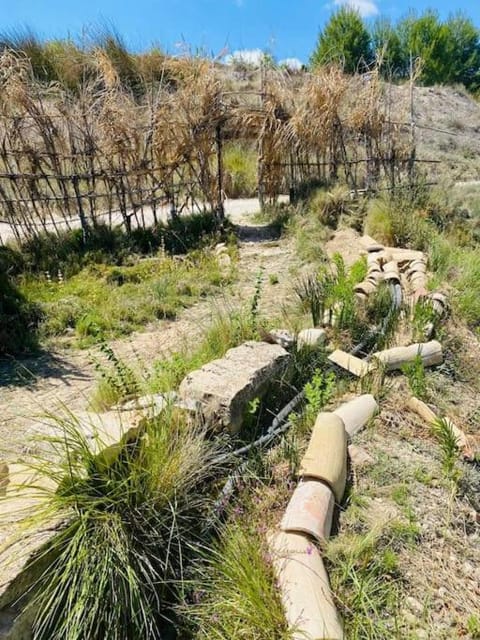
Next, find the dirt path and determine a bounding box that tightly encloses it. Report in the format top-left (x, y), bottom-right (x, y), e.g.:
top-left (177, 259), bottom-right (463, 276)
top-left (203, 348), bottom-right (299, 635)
top-left (0, 205), bottom-right (300, 459)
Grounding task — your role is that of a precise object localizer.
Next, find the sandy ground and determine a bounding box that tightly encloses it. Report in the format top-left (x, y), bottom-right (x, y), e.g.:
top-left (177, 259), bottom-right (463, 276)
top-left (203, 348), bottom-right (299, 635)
top-left (0, 197), bottom-right (290, 245)
top-left (0, 200), bottom-right (298, 460)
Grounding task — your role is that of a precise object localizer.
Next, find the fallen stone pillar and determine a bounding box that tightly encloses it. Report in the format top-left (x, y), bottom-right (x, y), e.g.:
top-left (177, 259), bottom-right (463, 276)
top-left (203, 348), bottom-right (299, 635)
top-left (373, 340), bottom-right (443, 371)
top-left (299, 412), bottom-right (347, 502)
top-left (333, 394), bottom-right (379, 438)
top-left (269, 531), bottom-right (344, 640)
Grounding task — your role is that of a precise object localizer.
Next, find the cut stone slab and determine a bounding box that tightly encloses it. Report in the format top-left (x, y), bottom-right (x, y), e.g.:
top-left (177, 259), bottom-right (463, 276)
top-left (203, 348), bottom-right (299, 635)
top-left (297, 328), bottom-right (327, 350)
top-left (178, 341), bottom-right (291, 433)
top-left (328, 350), bottom-right (373, 378)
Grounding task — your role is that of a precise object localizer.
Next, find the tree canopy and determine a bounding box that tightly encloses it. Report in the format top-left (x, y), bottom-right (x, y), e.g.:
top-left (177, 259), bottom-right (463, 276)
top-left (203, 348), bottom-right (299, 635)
top-left (311, 8), bottom-right (480, 90)
top-left (310, 7), bottom-right (372, 74)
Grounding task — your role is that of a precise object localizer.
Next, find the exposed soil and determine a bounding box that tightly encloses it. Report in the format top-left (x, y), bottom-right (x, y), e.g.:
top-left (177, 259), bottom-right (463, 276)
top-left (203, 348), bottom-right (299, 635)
top-left (0, 201), bottom-right (301, 461)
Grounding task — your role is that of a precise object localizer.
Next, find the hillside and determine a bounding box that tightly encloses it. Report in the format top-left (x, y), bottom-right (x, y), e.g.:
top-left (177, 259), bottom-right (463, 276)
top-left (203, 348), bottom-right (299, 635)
top-left (389, 83), bottom-right (480, 183)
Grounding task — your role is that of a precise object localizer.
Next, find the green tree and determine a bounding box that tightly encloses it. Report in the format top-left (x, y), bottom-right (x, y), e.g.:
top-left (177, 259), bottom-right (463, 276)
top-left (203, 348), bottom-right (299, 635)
top-left (371, 17), bottom-right (406, 77)
top-left (397, 10), bottom-right (447, 85)
top-left (443, 13), bottom-right (480, 89)
top-left (397, 10), bottom-right (480, 88)
top-left (310, 7), bottom-right (372, 73)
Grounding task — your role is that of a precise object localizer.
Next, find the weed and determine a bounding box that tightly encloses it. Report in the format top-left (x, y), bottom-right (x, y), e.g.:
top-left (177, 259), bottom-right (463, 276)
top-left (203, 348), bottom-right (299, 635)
top-left (289, 368), bottom-right (336, 436)
top-left (391, 484), bottom-right (410, 507)
top-left (294, 254), bottom-right (364, 338)
top-left (432, 417), bottom-right (461, 482)
top-left (402, 355), bottom-right (427, 400)
top-left (326, 529), bottom-right (402, 639)
top-left (91, 342), bottom-right (143, 410)
top-left (249, 268), bottom-right (264, 335)
top-left (304, 369), bottom-right (336, 420)
top-left (467, 614), bottom-right (480, 638)
top-left (268, 272), bottom-right (279, 285)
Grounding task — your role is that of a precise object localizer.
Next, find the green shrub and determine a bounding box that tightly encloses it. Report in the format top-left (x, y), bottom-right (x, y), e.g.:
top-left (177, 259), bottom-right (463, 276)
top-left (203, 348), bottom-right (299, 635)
top-left (5, 213), bottom-right (223, 280)
top-left (0, 270), bottom-right (40, 354)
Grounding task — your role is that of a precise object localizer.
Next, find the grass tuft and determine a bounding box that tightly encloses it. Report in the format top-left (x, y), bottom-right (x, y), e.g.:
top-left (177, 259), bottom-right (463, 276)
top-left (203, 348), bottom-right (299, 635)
top-left (8, 408), bottom-right (222, 640)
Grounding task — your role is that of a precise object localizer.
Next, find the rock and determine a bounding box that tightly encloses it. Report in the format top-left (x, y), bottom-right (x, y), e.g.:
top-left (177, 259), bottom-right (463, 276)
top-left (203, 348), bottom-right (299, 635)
top-left (402, 610), bottom-right (418, 626)
top-left (217, 253), bottom-right (232, 270)
top-left (268, 329), bottom-right (295, 350)
top-left (406, 596), bottom-right (423, 615)
top-left (214, 242), bottom-right (227, 255)
top-left (297, 328), bottom-right (327, 349)
top-left (178, 341), bottom-right (291, 433)
top-left (348, 445), bottom-right (374, 467)
top-left (118, 393), bottom-right (174, 413)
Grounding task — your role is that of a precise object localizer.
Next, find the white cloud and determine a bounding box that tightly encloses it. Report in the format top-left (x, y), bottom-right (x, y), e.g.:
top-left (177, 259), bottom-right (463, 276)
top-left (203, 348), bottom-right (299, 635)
top-left (224, 49), bottom-right (265, 67)
top-left (333, 0), bottom-right (379, 17)
top-left (279, 58), bottom-right (304, 71)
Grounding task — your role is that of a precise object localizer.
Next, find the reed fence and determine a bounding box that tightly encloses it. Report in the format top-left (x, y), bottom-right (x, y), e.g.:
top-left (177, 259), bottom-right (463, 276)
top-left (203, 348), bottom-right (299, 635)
top-left (0, 51), bottom-right (431, 243)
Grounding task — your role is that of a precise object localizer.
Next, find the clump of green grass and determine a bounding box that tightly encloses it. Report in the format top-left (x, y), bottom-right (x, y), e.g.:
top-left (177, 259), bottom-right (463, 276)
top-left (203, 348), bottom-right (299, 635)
top-left (308, 185), bottom-right (352, 229)
top-left (180, 520), bottom-right (289, 640)
top-left (402, 355), bottom-right (427, 400)
top-left (326, 526), bottom-right (405, 639)
top-left (432, 417), bottom-right (460, 482)
top-left (20, 248), bottom-right (233, 346)
top-left (294, 253), bottom-right (370, 345)
top-left (365, 192), bottom-right (434, 251)
top-left (9, 408), bottom-right (221, 640)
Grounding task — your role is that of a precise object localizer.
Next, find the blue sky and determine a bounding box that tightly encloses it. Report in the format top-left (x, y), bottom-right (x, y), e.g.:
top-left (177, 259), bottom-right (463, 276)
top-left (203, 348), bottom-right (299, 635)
top-left (2, 0), bottom-right (480, 64)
